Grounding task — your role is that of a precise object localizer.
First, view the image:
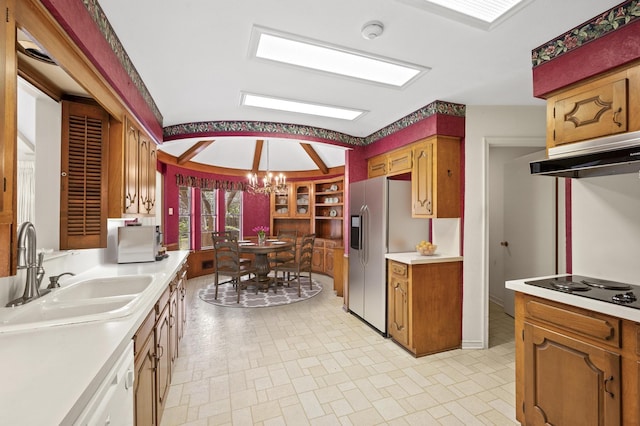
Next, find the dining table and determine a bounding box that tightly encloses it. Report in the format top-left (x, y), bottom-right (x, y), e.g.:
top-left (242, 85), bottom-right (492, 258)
top-left (238, 239), bottom-right (294, 291)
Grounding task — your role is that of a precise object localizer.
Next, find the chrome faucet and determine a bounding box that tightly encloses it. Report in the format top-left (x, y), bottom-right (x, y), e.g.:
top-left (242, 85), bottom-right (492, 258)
top-left (6, 222), bottom-right (49, 307)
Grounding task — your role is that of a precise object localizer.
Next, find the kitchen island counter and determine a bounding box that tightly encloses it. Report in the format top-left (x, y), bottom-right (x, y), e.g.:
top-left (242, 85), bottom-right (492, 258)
top-left (506, 274), bottom-right (640, 323)
top-left (0, 251), bottom-right (189, 425)
top-left (385, 252), bottom-right (463, 265)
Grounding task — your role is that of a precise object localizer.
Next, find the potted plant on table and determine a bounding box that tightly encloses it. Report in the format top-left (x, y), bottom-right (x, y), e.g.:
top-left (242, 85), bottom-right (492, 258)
top-left (253, 226), bottom-right (269, 245)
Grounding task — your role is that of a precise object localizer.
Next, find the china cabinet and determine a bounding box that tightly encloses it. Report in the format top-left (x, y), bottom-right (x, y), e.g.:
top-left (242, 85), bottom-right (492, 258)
top-left (270, 176), bottom-right (344, 242)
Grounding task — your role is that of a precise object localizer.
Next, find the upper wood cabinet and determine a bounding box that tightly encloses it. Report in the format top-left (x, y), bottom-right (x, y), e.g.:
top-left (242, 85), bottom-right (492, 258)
top-left (60, 100), bottom-right (109, 250)
top-left (109, 116), bottom-right (157, 217)
top-left (551, 78), bottom-right (627, 145)
top-left (0, 0), bottom-right (17, 277)
top-left (412, 136), bottom-right (461, 218)
top-left (367, 153), bottom-right (387, 178)
top-left (367, 147), bottom-right (412, 178)
top-left (545, 64), bottom-right (640, 150)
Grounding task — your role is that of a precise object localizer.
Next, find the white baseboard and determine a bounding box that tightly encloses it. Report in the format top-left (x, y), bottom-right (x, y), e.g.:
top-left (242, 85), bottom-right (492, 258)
top-left (462, 340), bottom-right (485, 350)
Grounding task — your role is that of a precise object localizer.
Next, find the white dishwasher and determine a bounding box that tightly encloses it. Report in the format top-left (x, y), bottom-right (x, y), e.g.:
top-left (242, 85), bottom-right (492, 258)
top-left (74, 341), bottom-right (135, 426)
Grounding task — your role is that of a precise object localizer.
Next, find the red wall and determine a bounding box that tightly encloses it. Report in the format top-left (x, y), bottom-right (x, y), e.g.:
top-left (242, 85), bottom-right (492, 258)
top-left (533, 19), bottom-right (640, 98)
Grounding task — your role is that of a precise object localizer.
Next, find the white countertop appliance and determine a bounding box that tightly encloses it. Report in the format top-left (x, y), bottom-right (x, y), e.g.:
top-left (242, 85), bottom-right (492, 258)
top-left (117, 225), bottom-right (159, 263)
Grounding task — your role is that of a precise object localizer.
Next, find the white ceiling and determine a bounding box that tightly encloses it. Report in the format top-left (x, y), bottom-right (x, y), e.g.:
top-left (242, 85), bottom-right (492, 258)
top-left (91, 1), bottom-right (623, 171)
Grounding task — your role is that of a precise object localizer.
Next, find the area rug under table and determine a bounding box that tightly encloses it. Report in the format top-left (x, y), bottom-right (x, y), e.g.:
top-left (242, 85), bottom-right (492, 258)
top-left (198, 276), bottom-right (322, 308)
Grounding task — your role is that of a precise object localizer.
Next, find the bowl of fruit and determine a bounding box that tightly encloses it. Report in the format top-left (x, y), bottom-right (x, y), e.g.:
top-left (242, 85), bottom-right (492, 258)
top-left (416, 241), bottom-right (437, 256)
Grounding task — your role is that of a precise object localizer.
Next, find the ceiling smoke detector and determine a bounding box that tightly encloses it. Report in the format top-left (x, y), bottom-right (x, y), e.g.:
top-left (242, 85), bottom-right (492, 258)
top-left (361, 21), bottom-right (384, 40)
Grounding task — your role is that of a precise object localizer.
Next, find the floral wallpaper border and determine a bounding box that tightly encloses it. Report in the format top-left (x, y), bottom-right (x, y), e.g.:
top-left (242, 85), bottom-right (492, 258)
top-left (163, 100), bottom-right (466, 147)
top-left (532, 0), bottom-right (640, 67)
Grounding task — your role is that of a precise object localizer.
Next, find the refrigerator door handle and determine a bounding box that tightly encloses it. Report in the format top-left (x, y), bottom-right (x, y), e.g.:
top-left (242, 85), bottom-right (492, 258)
top-left (362, 204), bottom-right (369, 265)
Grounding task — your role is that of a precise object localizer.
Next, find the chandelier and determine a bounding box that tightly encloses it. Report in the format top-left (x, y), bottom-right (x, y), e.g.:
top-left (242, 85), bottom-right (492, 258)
top-left (246, 140), bottom-right (288, 195)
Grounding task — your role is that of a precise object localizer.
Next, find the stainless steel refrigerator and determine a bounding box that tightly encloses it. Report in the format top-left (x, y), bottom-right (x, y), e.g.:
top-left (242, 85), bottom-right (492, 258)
top-left (348, 176), bottom-right (429, 334)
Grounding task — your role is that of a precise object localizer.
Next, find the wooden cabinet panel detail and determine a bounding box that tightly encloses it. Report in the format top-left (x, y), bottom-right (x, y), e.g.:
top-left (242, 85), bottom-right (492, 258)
top-left (412, 136), bottom-right (461, 219)
top-left (524, 322), bottom-right (621, 425)
top-left (553, 78), bottom-right (628, 145)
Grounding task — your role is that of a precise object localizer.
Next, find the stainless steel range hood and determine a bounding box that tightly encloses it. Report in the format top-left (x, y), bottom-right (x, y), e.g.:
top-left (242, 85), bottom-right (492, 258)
top-left (530, 131), bottom-right (640, 178)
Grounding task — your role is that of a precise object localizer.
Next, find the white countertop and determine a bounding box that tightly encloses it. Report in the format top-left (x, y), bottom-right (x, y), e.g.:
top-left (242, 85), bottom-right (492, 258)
top-left (506, 274), bottom-right (640, 323)
top-left (385, 252), bottom-right (463, 265)
top-left (0, 251), bottom-right (189, 425)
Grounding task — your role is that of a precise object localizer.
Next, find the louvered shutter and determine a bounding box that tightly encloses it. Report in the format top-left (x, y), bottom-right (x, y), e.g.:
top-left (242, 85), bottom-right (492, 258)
top-left (60, 100), bottom-right (108, 249)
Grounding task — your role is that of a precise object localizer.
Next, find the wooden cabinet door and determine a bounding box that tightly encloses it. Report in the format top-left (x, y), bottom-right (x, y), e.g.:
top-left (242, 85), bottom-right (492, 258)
top-left (312, 244), bottom-right (324, 273)
top-left (324, 244), bottom-right (335, 277)
top-left (368, 153), bottom-right (387, 178)
top-left (134, 335), bottom-right (156, 426)
top-left (169, 290), bottom-right (178, 366)
top-left (553, 78), bottom-right (628, 145)
top-left (412, 142), bottom-right (434, 217)
top-left (388, 273), bottom-right (409, 348)
top-left (155, 305), bottom-right (171, 425)
top-left (524, 323), bottom-right (621, 426)
top-left (388, 147), bottom-right (412, 176)
top-left (124, 119), bottom-right (140, 214)
top-left (139, 132), bottom-right (156, 215)
top-left (293, 183), bottom-right (311, 217)
top-left (60, 100), bottom-right (109, 249)
top-left (0, 0), bottom-right (17, 277)
top-left (271, 186), bottom-right (291, 217)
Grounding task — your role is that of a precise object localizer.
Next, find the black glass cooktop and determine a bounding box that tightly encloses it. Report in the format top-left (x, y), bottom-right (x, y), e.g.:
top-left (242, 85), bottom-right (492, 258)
top-left (524, 275), bottom-right (640, 310)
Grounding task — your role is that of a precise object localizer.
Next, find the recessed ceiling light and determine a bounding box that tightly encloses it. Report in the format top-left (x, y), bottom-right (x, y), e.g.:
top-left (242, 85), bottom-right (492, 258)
top-left (241, 93), bottom-right (365, 120)
top-left (251, 28), bottom-right (428, 87)
top-left (398, 0), bottom-right (532, 30)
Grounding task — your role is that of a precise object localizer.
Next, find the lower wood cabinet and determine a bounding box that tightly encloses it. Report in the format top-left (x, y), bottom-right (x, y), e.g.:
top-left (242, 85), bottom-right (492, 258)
top-left (134, 312), bottom-right (157, 426)
top-left (514, 293), bottom-right (639, 426)
top-left (311, 239), bottom-right (341, 277)
top-left (387, 260), bottom-right (462, 357)
top-left (134, 259), bottom-right (188, 425)
top-left (524, 322), bottom-right (620, 425)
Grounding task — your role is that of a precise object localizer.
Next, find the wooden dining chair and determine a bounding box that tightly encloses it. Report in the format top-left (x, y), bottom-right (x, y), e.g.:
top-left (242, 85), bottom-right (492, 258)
top-left (270, 229), bottom-right (297, 283)
top-left (275, 233), bottom-right (315, 296)
top-left (213, 237), bottom-right (257, 303)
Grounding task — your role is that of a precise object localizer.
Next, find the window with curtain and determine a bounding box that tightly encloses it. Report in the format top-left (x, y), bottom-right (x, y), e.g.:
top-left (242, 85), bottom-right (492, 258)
top-left (224, 190), bottom-right (242, 240)
top-left (200, 189), bottom-right (217, 249)
top-left (178, 186), bottom-right (192, 250)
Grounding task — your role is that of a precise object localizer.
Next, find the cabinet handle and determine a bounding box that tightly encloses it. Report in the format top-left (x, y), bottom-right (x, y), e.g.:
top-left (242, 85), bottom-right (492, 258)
top-left (156, 344), bottom-right (164, 360)
top-left (613, 107), bottom-right (623, 127)
top-left (604, 376), bottom-right (615, 398)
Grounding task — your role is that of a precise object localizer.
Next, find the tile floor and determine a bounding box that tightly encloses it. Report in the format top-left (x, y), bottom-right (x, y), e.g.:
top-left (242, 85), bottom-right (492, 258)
top-left (161, 274), bottom-right (517, 425)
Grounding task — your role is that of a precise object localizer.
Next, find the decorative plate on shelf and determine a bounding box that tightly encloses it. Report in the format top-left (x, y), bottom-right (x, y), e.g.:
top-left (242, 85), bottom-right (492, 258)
top-left (329, 209), bottom-right (337, 217)
top-left (330, 184), bottom-right (338, 191)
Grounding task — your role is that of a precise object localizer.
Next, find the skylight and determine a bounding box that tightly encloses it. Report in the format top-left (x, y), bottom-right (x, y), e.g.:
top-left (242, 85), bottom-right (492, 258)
top-left (399, 0), bottom-right (532, 30)
top-left (241, 93), bottom-right (365, 120)
top-left (252, 29), bottom-right (428, 87)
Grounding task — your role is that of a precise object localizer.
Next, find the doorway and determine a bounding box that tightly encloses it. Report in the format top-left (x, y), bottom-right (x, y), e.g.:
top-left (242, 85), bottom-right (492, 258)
top-left (484, 137), bottom-right (555, 345)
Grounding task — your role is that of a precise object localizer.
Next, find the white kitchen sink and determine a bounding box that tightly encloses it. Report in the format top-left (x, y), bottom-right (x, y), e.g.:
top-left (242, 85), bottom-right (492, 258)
top-left (53, 275), bottom-right (153, 301)
top-left (0, 274), bottom-right (154, 333)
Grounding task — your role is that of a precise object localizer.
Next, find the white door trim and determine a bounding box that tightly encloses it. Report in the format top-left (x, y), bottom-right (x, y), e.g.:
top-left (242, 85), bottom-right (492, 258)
top-left (479, 136), bottom-right (545, 348)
